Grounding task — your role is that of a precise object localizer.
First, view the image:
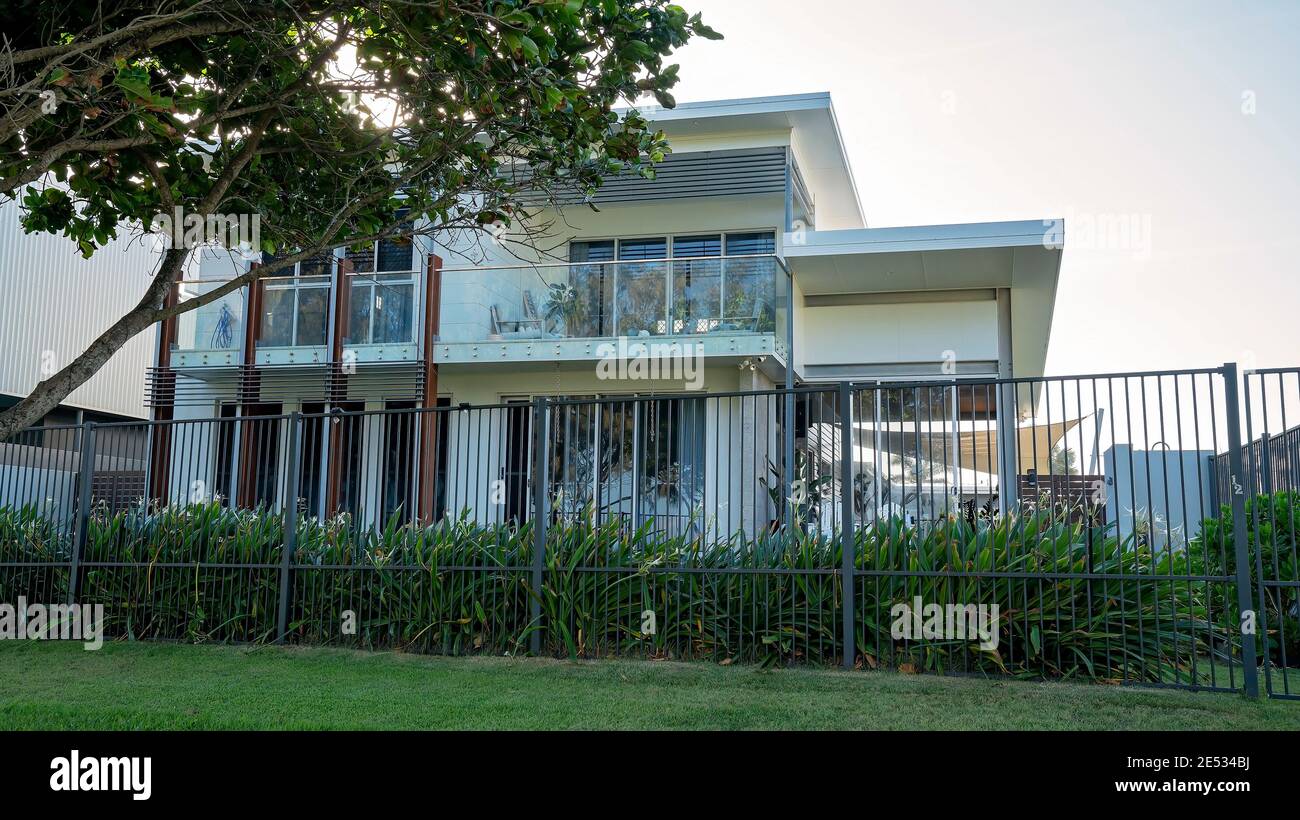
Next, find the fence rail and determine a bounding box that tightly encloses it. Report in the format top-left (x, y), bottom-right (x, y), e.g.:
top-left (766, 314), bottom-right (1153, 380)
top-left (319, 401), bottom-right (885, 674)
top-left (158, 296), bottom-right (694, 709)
top-left (2, 364), bottom-right (1298, 698)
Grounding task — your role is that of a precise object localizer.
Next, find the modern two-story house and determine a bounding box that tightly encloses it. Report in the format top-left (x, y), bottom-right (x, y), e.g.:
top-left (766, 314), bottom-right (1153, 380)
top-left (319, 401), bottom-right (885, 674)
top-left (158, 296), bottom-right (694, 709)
top-left (150, 92), bottom-right (1064, 537)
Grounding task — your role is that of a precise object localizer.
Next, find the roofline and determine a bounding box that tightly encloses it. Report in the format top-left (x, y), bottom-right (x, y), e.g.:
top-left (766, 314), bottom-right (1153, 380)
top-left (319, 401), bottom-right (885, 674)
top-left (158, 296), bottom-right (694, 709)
top-left (783, 219), bottom-right (1061, 257)
top-left (821, 96), bottom-right (866, 228)
top-left (617, 91), bottom-right (833, 120)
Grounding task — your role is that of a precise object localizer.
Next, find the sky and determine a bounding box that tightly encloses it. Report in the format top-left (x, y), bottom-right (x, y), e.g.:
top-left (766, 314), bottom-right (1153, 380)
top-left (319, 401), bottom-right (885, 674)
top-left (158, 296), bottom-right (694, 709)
top-left (661, 0), bottom-right (1300, 377)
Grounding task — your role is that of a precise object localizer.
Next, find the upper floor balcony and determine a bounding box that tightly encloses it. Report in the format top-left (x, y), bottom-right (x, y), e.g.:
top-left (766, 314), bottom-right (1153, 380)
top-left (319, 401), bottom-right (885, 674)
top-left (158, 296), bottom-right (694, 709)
top-left (436, 253), bottom-right (791, 369)
top-left (168, 269), bottom-right (423, 369)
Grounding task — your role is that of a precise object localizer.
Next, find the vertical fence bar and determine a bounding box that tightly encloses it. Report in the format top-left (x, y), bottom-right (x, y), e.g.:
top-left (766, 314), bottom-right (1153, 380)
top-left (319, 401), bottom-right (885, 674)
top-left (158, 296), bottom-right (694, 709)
top-left (838, 382), bottom-right (856, 669)
top-left (276, 412), bottom-right (302, 643)
top-left (1221, 362), bottom-right (1260, 697)
top-left (530, 397), bottom-right (549, 655)
top-left (66, 422), bottom-right (96, 605)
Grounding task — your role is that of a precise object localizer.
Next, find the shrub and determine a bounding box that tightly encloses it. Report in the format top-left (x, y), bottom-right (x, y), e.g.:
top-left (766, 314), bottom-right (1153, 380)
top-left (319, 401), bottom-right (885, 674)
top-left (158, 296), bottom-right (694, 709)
top-left (0, 501), bottom-right (1239, 684)
top-left (1196, 490), bottom-right (1300, 667)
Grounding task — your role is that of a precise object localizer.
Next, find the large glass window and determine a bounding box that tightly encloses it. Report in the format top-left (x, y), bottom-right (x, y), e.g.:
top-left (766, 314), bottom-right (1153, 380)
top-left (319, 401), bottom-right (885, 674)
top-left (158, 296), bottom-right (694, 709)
top-left (566, 232), bottom-right (777, 338)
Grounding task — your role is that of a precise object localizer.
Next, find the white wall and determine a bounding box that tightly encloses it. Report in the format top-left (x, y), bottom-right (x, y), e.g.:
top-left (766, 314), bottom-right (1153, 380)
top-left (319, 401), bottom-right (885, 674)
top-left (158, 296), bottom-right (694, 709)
top-left (799, 300), bottom-right (999, 373)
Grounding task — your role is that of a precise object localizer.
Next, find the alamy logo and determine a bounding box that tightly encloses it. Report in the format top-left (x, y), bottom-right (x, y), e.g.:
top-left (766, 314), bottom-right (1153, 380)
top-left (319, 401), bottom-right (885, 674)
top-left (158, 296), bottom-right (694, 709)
top-left (890, 596), bottom-right (1000, 651)
top-left (150, 206), bottom-right (260, 259)
top-left (50, 750), bottom-right (151, 801)
top-left (0, 597), bottom-right (104, 650)
top-left (595, 336), bottom-right (704, 390)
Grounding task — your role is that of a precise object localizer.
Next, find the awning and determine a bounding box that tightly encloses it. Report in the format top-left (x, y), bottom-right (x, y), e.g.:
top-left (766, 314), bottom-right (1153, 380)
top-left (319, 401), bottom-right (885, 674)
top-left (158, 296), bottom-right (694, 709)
top-left (806, 417), bottom-right (1084, 479)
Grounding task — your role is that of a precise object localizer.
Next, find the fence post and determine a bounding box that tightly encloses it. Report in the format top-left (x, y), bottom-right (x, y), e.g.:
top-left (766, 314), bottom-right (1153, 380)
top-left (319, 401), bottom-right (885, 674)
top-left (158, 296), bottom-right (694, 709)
top-left (67, 422), bottom-right (96, 606)
top-left (838, 382), bottom-right (856, 669)
top-left (1221, 362), bottom-right (1259, 698)
top-left (530, 397), bottom-right (549, 654)
top-left (276, 412), bottom-right (302, 644)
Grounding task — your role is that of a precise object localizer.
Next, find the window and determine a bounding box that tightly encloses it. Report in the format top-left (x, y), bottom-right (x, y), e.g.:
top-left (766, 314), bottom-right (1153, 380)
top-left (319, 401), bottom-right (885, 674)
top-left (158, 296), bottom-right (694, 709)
top-left (671, 234), bottom-right (722, 258)
top-left (568, 242), bottom-right (615, 336)
top-left (569, 240), bottom-right (614, 263)
top-left (672, 235), bottom-right (722, 334)
top-left (616, 237), bottom-right (667, 260)
top-left (725, 232), bottom-right (776, 256)
top-left (615, 238), bottom-right (668, 335)
top-left (344, 217), bottom-right (417, 345)
top-left (260, 278), bottom-right (329, 347)
top-left (347, 274), bottom-right (415, 345)
top-left (257, 252), bottom-right (331, 348)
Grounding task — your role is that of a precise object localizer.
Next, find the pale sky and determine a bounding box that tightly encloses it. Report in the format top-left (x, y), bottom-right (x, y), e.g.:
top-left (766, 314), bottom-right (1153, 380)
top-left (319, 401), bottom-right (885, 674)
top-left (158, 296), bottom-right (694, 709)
top-left (663, 0), bottom-right (1300, 377)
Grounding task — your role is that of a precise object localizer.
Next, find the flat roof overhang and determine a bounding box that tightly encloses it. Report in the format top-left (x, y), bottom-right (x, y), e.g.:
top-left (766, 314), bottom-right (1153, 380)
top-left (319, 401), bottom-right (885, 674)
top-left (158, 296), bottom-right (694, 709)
top-left (783, 219), bottom-right (1064, 380)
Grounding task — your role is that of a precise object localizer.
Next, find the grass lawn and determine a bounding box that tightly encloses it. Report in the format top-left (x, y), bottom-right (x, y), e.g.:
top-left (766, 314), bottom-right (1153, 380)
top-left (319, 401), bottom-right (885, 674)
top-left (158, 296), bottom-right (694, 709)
top-left (1, 641), bottom-right (1297, 730)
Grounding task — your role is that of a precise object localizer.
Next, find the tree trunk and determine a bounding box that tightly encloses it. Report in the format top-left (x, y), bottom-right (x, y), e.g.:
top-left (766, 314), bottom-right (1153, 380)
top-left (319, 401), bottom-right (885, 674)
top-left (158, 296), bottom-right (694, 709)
top-left (0, 247), bottom-right (191, 440)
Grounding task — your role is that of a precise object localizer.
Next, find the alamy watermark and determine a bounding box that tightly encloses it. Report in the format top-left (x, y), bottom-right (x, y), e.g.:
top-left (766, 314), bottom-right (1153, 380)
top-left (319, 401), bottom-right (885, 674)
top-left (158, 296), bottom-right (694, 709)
top-left (890, 596), bottom-right (1000, 651)
top-left (0, 597), bottom-right (104, 650)
top-left (595, 336), bottom-right (705, 390)
top-left (150, 206), bottom-right (261, 260)
top-left (50, 750), bottom-right (151, 801)
top-left (1042, 210), bottom-right (1152, 260)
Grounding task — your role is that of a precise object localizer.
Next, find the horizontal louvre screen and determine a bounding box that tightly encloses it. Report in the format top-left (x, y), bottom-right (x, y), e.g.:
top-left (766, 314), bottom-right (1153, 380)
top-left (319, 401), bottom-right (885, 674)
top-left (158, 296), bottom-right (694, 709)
top-left (518, 146), bottom-right (788, 206)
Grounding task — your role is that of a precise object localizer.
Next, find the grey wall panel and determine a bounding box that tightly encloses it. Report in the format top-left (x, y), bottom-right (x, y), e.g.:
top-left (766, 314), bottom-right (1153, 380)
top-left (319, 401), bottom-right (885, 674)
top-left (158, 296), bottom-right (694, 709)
top-left (0, 196), bottom-right (157, 419)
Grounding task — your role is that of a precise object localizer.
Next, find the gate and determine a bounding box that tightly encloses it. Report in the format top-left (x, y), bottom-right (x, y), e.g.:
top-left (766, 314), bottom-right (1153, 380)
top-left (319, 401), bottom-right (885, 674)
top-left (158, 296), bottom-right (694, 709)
top-left (1240, 367), bottom-right (1300, 699)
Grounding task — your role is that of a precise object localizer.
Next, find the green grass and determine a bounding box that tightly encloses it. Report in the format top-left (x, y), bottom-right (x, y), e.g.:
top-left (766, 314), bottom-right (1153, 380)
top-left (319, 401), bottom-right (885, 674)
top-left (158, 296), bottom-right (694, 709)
top-left (1, 642), bottom-right (1297, 730)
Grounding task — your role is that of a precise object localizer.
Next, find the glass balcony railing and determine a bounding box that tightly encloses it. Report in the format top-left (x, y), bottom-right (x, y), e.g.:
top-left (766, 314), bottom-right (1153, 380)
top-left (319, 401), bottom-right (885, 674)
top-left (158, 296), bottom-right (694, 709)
top-left (171, 280), bottom-right (245, 355)
top-left (344, 270), bottom-right (418, 346)
top-left (258, 275), bottom-right (330, 348)
top-left (442, 254), bottom-right (790, 355)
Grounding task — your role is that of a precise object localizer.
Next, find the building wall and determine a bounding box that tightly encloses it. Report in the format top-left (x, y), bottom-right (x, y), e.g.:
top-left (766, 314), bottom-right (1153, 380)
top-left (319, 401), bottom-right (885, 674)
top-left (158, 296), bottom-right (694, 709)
top-left (0, 196), bottom-right (158, 419)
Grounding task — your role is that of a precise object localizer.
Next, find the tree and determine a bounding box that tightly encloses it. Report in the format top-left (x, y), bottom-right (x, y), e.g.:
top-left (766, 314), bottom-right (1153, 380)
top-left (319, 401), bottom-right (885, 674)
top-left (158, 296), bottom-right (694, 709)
top-left (0, 0), bottom-right (719, 438)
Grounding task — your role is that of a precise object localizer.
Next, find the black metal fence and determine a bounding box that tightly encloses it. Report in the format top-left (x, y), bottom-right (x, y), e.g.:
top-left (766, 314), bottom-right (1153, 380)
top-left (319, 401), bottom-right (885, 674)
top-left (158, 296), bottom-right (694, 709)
top-left (2, 364), bottom-right (1296, 697)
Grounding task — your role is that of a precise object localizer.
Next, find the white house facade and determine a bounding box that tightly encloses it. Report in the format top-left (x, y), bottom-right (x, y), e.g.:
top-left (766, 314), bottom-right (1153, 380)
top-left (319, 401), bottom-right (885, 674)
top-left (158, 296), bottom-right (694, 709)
top-left (149, 93), bottom-right (1064, 536)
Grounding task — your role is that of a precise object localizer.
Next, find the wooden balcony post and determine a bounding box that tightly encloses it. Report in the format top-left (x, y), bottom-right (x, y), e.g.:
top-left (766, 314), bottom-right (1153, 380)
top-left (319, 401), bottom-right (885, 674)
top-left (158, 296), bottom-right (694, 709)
top-left (147, 278), bottom-right (179, 507)
top-left (236, 264), bottom-right (263, 508)
top-left (324, 257), bottom-right (353, 515)
top-left (418, 253), bottom-right (443, 523)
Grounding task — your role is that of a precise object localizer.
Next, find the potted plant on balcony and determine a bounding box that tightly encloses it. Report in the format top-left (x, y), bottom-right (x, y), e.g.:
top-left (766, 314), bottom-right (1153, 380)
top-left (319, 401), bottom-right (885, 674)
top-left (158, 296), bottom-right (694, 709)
top-left (543, 282), bottom-right (583, 336)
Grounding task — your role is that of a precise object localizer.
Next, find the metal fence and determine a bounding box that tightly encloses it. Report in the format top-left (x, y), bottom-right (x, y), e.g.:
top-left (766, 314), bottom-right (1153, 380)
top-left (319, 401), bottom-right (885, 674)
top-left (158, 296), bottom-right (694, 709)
top-left (1, 363), bottom-right (1296, 697)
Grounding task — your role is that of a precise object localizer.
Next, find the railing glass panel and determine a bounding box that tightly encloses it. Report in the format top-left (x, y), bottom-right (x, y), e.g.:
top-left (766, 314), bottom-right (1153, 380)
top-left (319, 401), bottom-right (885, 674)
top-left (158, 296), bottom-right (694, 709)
top-left (171, 280), bottom-right (245, 354)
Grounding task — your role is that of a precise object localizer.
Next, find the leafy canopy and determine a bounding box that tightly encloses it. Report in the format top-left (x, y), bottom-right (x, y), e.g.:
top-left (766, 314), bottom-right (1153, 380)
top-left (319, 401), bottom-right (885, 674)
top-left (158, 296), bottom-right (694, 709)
top-left (0, 0), bottom-right (721, 258)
